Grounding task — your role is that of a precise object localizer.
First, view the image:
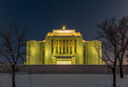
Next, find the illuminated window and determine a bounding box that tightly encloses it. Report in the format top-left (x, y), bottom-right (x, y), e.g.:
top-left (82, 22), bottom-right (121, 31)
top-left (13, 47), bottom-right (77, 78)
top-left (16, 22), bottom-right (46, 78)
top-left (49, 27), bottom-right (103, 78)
top-left (59, 40), bottom-right (61, 54)
top-left (75, 40), bottom-right (76, 53)
top-left (57, 61), bottom-right (71, 64)
top-left (70, 40), bottom-right (72, 54)
top-left (63, 40), bottom-right (65, 54)
top-left (70, 47), bottom-right (72, 54)
top-left (66, 40), bottom-right (68, 53)
top-left (56, 40), bottom-right (58, 53)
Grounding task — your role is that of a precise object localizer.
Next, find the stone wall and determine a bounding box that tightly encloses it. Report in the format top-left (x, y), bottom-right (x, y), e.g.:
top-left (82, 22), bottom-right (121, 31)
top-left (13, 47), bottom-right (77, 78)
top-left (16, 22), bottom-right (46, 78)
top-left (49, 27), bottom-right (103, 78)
top-left (0, 65), bottom-right (128, 74)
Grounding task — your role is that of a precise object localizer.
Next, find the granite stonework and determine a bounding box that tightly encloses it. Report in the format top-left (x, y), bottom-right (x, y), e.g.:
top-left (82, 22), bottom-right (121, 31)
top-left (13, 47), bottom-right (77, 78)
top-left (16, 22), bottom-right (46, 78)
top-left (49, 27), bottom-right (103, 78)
top-left (0, 65), bottom-right (128, 74)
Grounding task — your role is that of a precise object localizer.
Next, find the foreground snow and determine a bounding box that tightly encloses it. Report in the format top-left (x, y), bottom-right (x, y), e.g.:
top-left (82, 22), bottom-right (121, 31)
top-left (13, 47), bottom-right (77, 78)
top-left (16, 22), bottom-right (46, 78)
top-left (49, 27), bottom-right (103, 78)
top-left (0, 74), bottom-right (128, 87)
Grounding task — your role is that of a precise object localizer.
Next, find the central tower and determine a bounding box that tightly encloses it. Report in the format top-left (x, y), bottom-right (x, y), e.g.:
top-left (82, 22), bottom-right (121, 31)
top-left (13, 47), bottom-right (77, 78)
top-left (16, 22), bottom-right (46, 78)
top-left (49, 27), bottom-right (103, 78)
top-left (45, 26), bottom-right (83, 64)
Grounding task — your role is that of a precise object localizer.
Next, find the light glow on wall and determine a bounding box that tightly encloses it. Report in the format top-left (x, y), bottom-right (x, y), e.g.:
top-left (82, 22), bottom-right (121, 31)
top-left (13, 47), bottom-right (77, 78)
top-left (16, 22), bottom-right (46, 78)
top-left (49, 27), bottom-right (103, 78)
top-left (57, 61), bottom-right (71, 65)
top-left (55, 30), bottom-right (73, 33)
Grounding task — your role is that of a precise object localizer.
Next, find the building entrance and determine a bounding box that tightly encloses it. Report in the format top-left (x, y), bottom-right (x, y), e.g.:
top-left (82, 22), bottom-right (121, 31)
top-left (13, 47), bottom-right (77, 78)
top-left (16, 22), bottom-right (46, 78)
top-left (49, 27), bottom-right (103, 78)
top-left (56, 58), bottom-right (72, 65)
top-left (56, 61), bottom-right (71, 64)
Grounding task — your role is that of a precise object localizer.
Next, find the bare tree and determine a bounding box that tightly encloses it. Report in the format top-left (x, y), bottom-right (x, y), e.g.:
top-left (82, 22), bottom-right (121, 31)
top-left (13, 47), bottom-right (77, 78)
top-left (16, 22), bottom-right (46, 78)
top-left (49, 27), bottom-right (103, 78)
top-left (97, 17), bottom-right (123, 87)
top-left (117, 16), bottom-right (128, 78)
top-left (97, 17), bottom-right (128, 79)
top-left (0, 24), bottom-right (27, 87)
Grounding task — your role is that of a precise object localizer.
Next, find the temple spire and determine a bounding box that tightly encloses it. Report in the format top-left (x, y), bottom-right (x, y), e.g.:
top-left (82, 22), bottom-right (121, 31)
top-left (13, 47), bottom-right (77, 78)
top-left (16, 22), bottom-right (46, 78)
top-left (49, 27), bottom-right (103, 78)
top-left (62, 26), bottom-right (66, 30)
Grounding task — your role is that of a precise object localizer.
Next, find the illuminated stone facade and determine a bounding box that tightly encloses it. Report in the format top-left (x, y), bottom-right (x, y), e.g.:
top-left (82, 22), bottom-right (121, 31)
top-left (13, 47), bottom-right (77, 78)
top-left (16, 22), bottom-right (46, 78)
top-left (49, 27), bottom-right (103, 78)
top-left (25, 27), bottom-right (104, 65)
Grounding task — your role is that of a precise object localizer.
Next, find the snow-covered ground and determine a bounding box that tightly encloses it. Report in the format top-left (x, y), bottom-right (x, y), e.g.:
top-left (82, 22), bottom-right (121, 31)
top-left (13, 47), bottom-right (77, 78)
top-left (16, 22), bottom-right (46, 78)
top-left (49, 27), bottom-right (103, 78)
top-left (0, 74), bottom-right (128, 87)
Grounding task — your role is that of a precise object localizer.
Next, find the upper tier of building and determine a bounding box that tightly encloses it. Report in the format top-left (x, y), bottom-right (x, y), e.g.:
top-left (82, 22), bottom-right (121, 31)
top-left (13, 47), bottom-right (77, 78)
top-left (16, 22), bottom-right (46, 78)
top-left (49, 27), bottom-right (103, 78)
top-left (46, 26), bottom-right (82, 37)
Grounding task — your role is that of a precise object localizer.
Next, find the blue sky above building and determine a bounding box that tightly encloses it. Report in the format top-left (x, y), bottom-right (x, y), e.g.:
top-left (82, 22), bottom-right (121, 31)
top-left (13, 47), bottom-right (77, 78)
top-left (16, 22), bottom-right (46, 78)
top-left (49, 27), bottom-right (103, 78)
top-left (0, 0), bottom-right (128, 40)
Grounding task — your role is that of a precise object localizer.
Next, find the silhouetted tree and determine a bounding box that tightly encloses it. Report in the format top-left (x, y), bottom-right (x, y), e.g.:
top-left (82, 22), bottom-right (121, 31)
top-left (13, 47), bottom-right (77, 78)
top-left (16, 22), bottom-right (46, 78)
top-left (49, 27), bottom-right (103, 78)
top-left (97, 17), bottom-right (128, 87)
top-left (0, 24), bottom-right (27, 87)
top-left (117, 16), bottom-right (128, 78)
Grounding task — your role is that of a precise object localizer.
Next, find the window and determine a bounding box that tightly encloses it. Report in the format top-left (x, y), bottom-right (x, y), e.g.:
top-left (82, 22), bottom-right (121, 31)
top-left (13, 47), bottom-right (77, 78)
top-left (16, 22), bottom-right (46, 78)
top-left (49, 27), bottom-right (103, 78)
top-left (75, 40), bottom-right (77, 53)
top-left (56, 40), bottom-right (58, 53)
top-left (57, 61), bottom-right (71, 64)
top-left (70, 40), bottom-right (72, 54)
top-left (63, 40), bottom-right (65, 54)
top-left (66, 40), bottom-right (68, 53)
top-left (59, 40), bottom-right (61, 54)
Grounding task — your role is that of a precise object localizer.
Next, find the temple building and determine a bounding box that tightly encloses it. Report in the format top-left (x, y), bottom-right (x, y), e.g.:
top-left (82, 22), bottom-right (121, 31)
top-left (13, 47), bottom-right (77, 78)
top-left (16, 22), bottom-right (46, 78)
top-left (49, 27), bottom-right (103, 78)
top-left (25, 26), bottom-right (104, 65)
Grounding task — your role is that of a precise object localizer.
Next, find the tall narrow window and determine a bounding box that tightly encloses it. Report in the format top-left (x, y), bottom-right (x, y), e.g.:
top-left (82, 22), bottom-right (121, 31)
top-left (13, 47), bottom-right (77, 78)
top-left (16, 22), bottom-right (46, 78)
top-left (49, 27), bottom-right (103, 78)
top-left (59, 40), bottom-right (61, 54)
top-left (75, 40), bottom-right (76, 53)
top-left (66, 40), bottom-right (68, 53)
top-left (70, 40), bottom-right (72, 54)
top-left (63, 40), bottom-right (65, 54)
top-left (51, 39), bottom-right (53, 53)
top-left (56, 40), bottom-right (58, 53)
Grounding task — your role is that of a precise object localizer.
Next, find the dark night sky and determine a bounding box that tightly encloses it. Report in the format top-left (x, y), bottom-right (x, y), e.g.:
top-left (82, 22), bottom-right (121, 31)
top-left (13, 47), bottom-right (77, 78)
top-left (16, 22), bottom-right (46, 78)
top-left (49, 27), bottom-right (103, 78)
top-left (0, 0), bottom-right (128, 41)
